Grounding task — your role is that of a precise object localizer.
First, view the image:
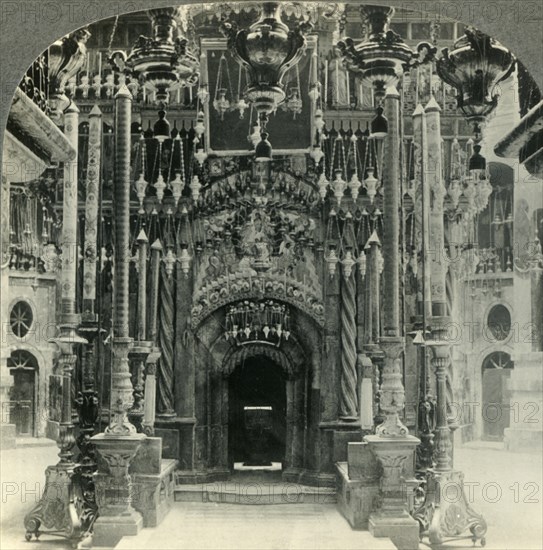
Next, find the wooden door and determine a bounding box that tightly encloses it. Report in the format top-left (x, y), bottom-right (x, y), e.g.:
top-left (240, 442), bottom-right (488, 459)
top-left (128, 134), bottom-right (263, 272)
top-left (9, 369), bottom-right (35, 436)
top-left (482, 352), bottom-right (513, 441)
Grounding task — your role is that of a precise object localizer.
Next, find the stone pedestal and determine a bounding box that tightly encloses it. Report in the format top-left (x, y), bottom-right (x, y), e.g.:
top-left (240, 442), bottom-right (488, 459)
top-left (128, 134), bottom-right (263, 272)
top-left (336, 442), bottom-right (381, 529)
top-left (91, 433), bottom-right (145, 548)
top-left (131, 436), bottom-right (178, 527)
top-left (365, 435), bottom-right (420, 550)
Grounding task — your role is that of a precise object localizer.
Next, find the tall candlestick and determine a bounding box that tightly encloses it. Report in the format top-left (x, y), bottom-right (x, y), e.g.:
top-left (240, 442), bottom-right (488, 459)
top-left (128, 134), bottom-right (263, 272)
top-left (324, 60), bottom-right (328, 105)
top-left (335, 59), bottom-right (339, 105)
top-left (24, 99), bottom-right (88, 543)
top-left (425, 96), bottom-right (447, 317)
top-left (412, 104), bottom-right (431, 322)
top-left (375, 86), bottom-right (409, 438)
top-left (137, 230), bottom-right (148, 341)
top-left (107, 84), bottom-right (136, 436)
top-left (148, 239), bottom-right (162, 343)
top-left (82, 104), bottom-right (102, 321)
top-left (60, 101), bottom-right (80, 322)
top-left (382, 87), bottom-right (401, 336)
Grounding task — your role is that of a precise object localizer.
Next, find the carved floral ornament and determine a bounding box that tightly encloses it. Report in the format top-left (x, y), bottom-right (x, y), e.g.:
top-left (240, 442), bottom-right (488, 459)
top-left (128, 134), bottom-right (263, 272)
top-left (191, 270), bottom-right (325, 329)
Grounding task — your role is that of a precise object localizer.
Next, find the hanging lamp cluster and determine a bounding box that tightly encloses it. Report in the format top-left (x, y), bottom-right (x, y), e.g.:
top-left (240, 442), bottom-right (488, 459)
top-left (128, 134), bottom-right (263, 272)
top-left (220, 2), bottom-right (313, 162)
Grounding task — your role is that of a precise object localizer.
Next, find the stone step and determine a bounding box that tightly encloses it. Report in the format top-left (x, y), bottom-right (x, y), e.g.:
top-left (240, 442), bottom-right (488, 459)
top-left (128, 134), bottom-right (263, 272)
top-left (174, 481), bottom-right (337, 505)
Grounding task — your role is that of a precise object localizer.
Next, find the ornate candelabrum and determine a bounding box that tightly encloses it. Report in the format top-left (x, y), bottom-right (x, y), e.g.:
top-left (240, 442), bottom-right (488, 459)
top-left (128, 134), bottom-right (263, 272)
top-left (118, 7), bottom-right (199, 104)
top-left (414, 319), bottom-right (487, 547)
top-left (128, 230), bottom-right (153, 432)
top-left (24, 102), bottom-right (88, 545)
top-left (75, 103), bottom-right (103, 539)
top-left (90, 85), bottom-right (146, 548)
top-left (337, 5), bottom-right (433, 99)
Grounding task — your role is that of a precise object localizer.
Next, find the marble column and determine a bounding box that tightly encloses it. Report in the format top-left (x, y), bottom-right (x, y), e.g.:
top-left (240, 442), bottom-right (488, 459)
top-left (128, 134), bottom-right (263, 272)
top-left (91, 85), bottom-right (145, 548)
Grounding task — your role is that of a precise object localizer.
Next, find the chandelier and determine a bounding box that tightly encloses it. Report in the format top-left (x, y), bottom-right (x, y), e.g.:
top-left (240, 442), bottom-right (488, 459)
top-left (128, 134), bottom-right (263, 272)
top-left (337, 6), bottom-right (432, 99)
top-left (220, 2), bottom-right (312, 127)
top-left (224, 300), bottom-right (291, 346)
top-left (436, 27), bottom-right (515, 128)
top-left (121, 8), bottom-right (200, 103)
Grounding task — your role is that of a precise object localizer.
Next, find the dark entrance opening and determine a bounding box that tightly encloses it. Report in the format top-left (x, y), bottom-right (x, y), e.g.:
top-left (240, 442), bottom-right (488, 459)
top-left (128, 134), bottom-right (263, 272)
top-left (228, 356), bottom-right (287, 470)
top-left (7, 351), bottom-right (38, 437)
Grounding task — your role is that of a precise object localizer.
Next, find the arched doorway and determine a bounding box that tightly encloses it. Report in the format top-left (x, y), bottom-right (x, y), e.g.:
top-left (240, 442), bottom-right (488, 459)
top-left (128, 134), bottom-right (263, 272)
top-left (482, 351), bottom-right (514, 441)
top-left (228, 356), bottom-right (287, 470)
top-left (7, 350), bottom-right (38, 437)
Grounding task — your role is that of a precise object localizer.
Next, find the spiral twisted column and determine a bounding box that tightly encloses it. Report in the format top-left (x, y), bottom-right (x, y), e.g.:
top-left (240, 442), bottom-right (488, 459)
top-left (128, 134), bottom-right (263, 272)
top-left (340, 270), bottom-right (358, 420)
top-left (157, 264), bottom-right (175, 416)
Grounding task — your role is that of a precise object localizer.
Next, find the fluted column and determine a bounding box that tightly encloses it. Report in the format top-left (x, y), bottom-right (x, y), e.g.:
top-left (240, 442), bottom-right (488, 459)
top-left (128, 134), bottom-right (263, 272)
top-left (339, 266), bottom-right (358, 420)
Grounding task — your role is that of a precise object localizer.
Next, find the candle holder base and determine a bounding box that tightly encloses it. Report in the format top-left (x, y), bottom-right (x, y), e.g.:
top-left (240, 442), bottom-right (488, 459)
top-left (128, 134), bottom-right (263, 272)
top-left (413, 469), bottom-right (487, 548)
top-left (24, 462), bottom-right (83, 545)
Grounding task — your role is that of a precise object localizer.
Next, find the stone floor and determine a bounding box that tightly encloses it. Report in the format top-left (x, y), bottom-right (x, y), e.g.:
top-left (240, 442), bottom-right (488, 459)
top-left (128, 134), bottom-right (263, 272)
top-left (0, 439), bottom-right (541, 550)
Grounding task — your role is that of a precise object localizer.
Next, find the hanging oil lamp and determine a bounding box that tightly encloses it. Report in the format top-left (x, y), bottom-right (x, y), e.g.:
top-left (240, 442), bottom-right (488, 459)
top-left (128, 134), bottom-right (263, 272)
top-left (190, 175), bottom-right (202, 202)
top-left (341, 247), bottom-right (356, 279)
top-left (325, 243), bottom-right (339, 277)
top-left (364, 168), bottom-right (379, 204)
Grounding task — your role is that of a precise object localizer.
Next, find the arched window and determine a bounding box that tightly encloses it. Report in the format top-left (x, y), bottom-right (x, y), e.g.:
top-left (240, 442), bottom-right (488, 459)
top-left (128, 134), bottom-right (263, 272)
top-left (482, 351), bottom-right (513, 371)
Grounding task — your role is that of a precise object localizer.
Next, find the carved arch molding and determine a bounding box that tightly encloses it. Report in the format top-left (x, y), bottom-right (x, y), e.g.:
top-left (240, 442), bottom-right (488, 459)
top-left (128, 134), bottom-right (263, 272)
top-left (220, 342), bottom-right (306, 380)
